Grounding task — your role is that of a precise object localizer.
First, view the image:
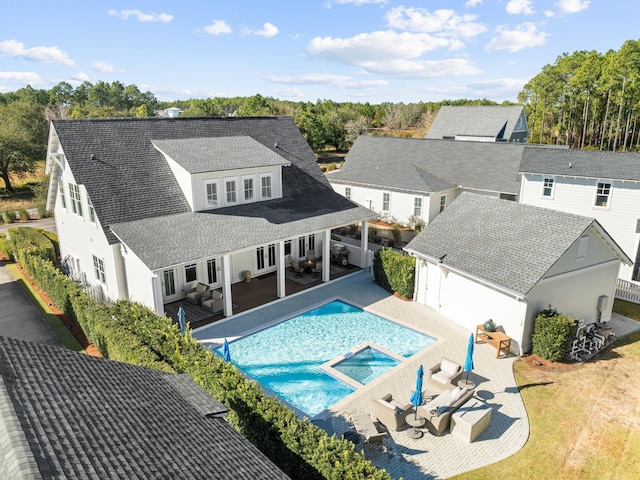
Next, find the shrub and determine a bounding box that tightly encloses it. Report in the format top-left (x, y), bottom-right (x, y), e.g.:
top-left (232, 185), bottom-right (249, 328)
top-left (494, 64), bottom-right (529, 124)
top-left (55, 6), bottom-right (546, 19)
top-left (373, 247), bottom-right (415, 299)
top-left (18, 209), bottom-right (30, 222)
top-left (532, 308), bottom-right (575, 361)
top-left (2, 211), bottom-right (17, 224)
top-left (0, 233), bottom-right (12, 261)
top-left (37, 204), bottom-right (52, 218)
top-left (391, 226), bottom-right (402, 244)
top-left (8, 227), bottom-right (56, 264)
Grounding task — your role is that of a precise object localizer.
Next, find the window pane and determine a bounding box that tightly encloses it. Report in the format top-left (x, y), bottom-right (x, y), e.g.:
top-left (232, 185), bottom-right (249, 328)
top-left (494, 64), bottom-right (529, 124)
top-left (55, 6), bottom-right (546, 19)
top-left (261, 176), bottom-right (272, 198)
top-left (382, 193), bottom-right (390, 211)
top-left (185, 264), bottom-right (197, 283)
top-left (439, 195), bottom-right (446, 213)
top-left (284, 240), bottom-right (292, 255)
top-left (207, 259), bottom-right (217, 284)
top-left (226, 181), bottom-right (236, 203)
top-left (414, 197), bottom-right (422, 216)
top-left (206, 182), bottom-right (218, 206)
top-left (595, 182), bottom-right (611, 207)
top-left (163, 270), bottom-right (175, 296)
top-left (345, 187), bottom-right (351, 199)
top-left (244, 178), bottom-right (253, 201)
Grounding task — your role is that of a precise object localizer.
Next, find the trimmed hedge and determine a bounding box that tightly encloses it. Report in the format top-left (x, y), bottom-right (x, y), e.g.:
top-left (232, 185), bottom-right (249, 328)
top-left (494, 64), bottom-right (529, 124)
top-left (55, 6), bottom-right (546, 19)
top-left (532, 308), bottom-right (575, 361)
top-left (0, 233), bottom-right (12, 261)
top-left (373, 247), bottom-right (415, 299)
top-left (8, 227), bottom-right (56, 264)
top-left (10, 237), bottom-right (393, 480)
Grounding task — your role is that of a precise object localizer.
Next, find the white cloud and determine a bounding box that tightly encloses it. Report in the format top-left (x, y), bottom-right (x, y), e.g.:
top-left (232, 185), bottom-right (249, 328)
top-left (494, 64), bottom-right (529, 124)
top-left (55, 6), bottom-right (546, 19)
top-left (485, 23), bottom-right (549, 52)
top-left (555, 0), bottom-right (590, 14)
top-left (506, 0), bottom-right (534, 15)
top-left (204, 20), bottom-right (232, 35)
top-left (267, 73), bottom-right (387, 89)
top-left (465, 0), bottom-right (483, 7)
top-left (468, 77), bottom-right (528, 91)
top-left (92, 61), bottom-right (118, 73)
top-left (274, 87), bottom-right (305, 98)
top-left (107, 9), bottom-right (173, 23)
top-left (0, 71), bottom-right (42, 86)
top-left (362, 58), bottom-right (482, 77)
top-left (0, 39), bottom-right (75, 66)
top-left (72, 72), bottom-right (90, 82)
top-left (385, 7), bottom-right (487, 38)
top-left (255, 23), bottom-right (279, 38)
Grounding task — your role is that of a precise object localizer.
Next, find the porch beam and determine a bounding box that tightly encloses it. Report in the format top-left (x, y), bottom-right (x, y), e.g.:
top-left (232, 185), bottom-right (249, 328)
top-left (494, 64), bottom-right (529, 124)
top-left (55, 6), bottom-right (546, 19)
top-left (221, 254), bottom-right (233, 317)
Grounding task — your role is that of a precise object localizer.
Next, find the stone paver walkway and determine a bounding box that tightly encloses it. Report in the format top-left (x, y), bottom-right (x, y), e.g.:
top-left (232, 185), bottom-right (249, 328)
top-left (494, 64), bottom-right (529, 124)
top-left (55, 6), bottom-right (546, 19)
top-left (193, 271), bottom-right (638, 479)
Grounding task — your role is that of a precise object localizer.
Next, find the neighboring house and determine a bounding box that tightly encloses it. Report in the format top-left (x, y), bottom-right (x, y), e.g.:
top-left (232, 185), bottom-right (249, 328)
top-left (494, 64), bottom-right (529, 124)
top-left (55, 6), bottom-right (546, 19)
top-left (0, 335), bottom-right (290, 479)
top-left (426, 106), bottom-right (529, 143)
top-left (519, 147), bottom-right (640, 283)
top-left (404, 193), bottom-right (631, 354)
top-left (45, 117), bottom-right (374, 317)
top-left (328, 136), bottom-right (527, 226)
top-left (156, 106), bottom-right (182, 117)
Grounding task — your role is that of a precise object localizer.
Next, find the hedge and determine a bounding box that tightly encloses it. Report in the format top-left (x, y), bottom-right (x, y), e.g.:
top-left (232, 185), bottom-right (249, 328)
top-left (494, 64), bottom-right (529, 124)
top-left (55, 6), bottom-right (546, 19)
top-left (8, 232), bottom-right (393, 480)
top-left (532, 308), bottom-right (575, 361)
top-left (373, 247), bottom-right (415, 299)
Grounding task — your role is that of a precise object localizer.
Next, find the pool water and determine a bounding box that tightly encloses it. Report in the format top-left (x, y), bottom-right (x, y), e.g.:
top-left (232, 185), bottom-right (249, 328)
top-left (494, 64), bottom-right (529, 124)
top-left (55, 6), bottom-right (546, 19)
top-left (333, 346), bottom-right (400, 385)
top-left (215, 299), bottom-right (436, 417)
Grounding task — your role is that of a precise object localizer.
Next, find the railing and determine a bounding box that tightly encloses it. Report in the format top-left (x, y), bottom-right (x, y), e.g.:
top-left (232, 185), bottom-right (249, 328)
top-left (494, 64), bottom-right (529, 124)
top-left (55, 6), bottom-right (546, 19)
top-left (615, 278), bottom-right (640, 304)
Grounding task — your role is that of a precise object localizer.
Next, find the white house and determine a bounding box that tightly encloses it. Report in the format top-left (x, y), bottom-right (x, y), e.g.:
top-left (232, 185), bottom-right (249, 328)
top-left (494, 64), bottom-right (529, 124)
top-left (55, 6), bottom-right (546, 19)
top-left (404, 193), bottom-right (631, 354)
top-left (328, 136), bottom-right (528, 227)
top-left (426, 105), bottom-right (529, 143)
top-left (519, 147), bottom-right (640, 284)
top-left (45, 116), bottom-right (374, 318)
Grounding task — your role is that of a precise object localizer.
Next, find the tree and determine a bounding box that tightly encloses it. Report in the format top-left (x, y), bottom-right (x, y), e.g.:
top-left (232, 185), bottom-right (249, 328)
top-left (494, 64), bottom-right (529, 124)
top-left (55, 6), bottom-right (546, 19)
top-left (0, 101), bottom-right (48, 192)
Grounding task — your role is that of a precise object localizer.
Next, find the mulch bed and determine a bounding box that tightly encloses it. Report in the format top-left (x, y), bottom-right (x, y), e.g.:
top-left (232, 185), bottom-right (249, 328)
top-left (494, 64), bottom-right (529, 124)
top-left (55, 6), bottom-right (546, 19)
top-left (16, 263), bottom-right (102, 357)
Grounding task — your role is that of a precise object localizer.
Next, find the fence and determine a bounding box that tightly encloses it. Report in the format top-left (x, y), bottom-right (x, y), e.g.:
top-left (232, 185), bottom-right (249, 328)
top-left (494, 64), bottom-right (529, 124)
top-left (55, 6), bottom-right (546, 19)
top-left (615, 278), bottom-right (640, 304)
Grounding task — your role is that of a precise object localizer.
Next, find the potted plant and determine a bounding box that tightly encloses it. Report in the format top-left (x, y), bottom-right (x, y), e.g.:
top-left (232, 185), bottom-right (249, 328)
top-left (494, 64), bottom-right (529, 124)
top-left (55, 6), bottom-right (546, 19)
top-left (243, 270), bottom-right (252, 282)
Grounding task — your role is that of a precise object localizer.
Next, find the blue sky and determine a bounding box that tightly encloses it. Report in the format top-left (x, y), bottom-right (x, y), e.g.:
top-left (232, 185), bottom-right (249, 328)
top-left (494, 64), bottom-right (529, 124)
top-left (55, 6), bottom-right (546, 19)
top-left (1, 1), bottom-right (636, 103)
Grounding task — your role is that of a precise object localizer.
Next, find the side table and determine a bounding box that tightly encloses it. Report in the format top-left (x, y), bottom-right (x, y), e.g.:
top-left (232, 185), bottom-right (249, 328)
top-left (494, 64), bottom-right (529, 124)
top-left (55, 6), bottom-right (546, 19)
top-left (450, 398), bottom-right (492, 442)
top-left (405, 412), bottom-right (425, 439)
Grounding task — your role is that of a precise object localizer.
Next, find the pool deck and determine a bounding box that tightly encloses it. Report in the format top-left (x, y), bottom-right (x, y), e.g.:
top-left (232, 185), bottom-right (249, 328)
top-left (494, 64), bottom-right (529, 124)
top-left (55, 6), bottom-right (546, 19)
top-left (193, 271), bottom-right (638, 479)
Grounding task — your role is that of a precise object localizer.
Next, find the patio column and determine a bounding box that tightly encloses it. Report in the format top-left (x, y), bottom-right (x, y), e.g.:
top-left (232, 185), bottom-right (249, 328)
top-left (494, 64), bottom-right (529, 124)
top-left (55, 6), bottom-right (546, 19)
top-left (151, 274), bottom-right (164, 316)
top-left (322, 230), bottom-right (330, 282)
top-left (360, 220), bottom-right (369, 269)
top-left (221, 254), bottom-right (233, 317)
top-left (277, 241), bottom-right (286, 298)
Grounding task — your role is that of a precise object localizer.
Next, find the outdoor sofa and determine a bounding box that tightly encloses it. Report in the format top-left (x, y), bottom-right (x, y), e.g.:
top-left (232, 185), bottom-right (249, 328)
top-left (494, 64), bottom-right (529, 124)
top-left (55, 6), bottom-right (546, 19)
top-left (201, 290), bottom-right (223, 314)
top-left (417, 386), bottom-right (475, 436)
top-left (370, 394), bottom-right (413, 431)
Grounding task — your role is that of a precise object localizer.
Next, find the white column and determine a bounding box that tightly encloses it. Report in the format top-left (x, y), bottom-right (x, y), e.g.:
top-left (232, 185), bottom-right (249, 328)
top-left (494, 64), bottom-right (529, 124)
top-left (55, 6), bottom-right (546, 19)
top-left (151, 274), bottom-right (164, 316)
top-left (221, 254), bottom-right (233, 317)
top-left (322, 230), bottom-right (331, 282)
top-left (277, 241), bottom-right (286, 298)
top-left (360, 220), bottom-right (369, 269)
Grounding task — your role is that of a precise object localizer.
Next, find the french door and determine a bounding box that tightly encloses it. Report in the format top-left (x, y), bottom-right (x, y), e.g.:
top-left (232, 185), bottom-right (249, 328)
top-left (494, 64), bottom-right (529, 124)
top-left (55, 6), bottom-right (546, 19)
top-left (161, 268), bottom-right (181, 303)
top-left (255, 243), bottom-right (276, 275)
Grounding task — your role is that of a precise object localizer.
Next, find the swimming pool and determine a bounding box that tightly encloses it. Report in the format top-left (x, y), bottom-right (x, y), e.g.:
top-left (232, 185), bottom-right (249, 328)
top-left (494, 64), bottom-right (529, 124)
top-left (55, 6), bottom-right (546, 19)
top-left (333, 346), bottom-right (400, 385)
top-left (214, 299), bottom-right (436, 417)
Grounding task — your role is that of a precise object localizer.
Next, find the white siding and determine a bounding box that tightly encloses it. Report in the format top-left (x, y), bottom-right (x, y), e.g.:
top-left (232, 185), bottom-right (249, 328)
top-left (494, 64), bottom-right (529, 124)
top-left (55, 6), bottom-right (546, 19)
top-left (121, 246), bottom-right (158, 311)
top-left (520, 174), bottom-right (640, 281)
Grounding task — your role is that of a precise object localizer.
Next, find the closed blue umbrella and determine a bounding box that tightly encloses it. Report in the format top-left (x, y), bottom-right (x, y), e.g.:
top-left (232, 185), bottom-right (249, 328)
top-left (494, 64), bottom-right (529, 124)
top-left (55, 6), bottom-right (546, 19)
top-left (463, 333), bottom-right (475, 383)
top-left (177, 306), bottom-right (187, 334)
top-left (409, 365), bottom-right (424, 419)
top-left (222, 338), bottom-right (231, 362)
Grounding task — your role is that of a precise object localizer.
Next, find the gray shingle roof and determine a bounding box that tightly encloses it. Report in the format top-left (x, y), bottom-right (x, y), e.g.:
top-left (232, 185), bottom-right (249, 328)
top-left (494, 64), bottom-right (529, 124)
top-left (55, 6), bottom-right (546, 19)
top-left (52, 117), bottom-right (334, 244)
top-left (111, 190), bottom-right (372, 270)
top-left (520, 146), bottom-right (640, 181)
top-left (426, 106), bottom-right (526, 140)
top-left (151, 136), bottom-right (290, 173)
top-left (0, 336), bottom-right (290, 480)
top-left (329, 136), bottom-right (526, 195)
top-left (404, 192), bottom-right (597, 296)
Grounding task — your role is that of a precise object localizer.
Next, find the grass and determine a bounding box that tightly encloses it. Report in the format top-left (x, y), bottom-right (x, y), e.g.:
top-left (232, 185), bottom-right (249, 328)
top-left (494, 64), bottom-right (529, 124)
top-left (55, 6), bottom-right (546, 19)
top-left (0, 164), bottom-right (48, 216)
top-left (5, 262), bottom-right (84, 353)
top-left (452, 299), bottom-right (640, 480)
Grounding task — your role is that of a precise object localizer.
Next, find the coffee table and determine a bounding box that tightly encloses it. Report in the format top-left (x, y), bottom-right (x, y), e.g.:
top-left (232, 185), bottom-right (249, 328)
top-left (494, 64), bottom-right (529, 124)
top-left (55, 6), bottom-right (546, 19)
top-left (405, 412), bottom-right (425, 439)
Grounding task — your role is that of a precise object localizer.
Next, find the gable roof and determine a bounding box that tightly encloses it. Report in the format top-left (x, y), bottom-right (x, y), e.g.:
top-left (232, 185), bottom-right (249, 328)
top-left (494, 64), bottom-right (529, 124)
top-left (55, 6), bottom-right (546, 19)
top-left (328, 136), bottom-right (527, 195)
top-left (0, 336), bottom-right (290, 480)
top-left (50, 116), bottom-right (341, 244)
top-left (404, 192), bottom-right (626, 297)
top-left (426, 106), bottom-right (526, 140)
top-left (520, 146), bottom-right (640, 182)
top-left (151, 136), bottom-right (291, 173)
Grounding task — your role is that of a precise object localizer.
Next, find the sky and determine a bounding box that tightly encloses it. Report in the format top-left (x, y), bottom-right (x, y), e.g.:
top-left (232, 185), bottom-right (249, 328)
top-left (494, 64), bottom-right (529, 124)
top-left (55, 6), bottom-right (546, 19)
top-left (1, 1), bottom-right (637, 104)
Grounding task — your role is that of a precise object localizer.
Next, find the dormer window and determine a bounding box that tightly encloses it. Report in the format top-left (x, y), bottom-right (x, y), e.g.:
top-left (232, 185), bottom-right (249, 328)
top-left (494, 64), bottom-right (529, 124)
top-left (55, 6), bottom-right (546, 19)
top-left (244, 177), bottom-right (254, 201)
top-left (225, 179), bottom-right (237, 204)
top-left (261, 174), bottom-right (272, 199)
top-left (205, 180), bottom-right (219, 207)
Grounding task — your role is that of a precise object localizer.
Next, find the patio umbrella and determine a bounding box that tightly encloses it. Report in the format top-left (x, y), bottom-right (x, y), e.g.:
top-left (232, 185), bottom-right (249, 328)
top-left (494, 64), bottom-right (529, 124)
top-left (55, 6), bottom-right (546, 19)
top-left (222, 338), bottom-right (231, 362)
top-left (463, 333), bottom-right (475, 383)
top-left (409, 365), bottom-right (424, 419)
top-left (177, 306), bottom-right (187, 334)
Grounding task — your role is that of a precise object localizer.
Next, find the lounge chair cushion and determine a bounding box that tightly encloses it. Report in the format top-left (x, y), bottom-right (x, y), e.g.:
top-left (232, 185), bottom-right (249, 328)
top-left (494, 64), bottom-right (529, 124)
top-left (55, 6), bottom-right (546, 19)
top-left (441, 358), bottom-right (461, 375)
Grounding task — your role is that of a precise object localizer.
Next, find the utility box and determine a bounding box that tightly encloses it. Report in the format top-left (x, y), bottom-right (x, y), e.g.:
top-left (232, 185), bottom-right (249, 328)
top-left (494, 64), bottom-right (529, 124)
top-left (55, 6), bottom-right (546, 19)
top-left (330, 243), bottom-right (349, 266)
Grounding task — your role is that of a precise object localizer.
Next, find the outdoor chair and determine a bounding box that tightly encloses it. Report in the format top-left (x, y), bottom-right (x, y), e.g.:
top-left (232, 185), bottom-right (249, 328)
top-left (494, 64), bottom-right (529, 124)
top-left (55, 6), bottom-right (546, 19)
top-left (306, 249), bottom-right (316, 262)
top-left (201, 290), bottom-right (223, 314)
top-left (312, 261), bottom-right (322, 278)
top-left (428, 358), bottom-right (463, 387)
top-left (351, 414), bottom-right (387, 443)
top-left (292, 260), bottom-right (305, 277)
top-left (185, 282), bottom-right (210, 305)
top-left (370, 394), bottom-right (412, 431)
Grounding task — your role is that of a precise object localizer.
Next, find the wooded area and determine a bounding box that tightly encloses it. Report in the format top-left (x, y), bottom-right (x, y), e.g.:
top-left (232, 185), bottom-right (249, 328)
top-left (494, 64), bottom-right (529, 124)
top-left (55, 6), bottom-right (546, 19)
top-left (1, 39), bottom-right (639, 191)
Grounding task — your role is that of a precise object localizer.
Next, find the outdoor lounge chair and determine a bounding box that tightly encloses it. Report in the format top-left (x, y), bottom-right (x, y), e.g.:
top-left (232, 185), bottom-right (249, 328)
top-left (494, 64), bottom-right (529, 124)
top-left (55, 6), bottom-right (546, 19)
top-left (201, 290), bottom-right (223, 314)
top-left (352, 414), bottom-right (387, 443)
top-left (370, 394), bottom-right (412, 431)
top-left (428, 357), bottom-right (463, 387)
top-left (185, 282), bottom-right (210, 305)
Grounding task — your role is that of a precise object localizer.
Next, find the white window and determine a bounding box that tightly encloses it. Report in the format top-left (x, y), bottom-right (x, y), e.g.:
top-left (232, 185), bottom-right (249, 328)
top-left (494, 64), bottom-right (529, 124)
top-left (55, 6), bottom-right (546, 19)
top-left (345, 187), bottom-right (351, 199)
top-left (206, 258), bottom-right (217, 285)
top-left (298, 236), bottom-right (306, 257)
top-left (68, 183), bottom-right (83, 217)
top-left (439, 195), bottom-right (446, 213)
top-left (205, 181), bottom-right (219, 207)
top-left (243, 177), bottom-right (254, 201)
top-left (308, 234), bottom-right (315, 252)
top-left (58, 181), bottom-right (67, 209)
top-left (185, 263), bottom-right (197, 283)
top-left (595, 181), bottom-right (611, 207)
top-left (225, 179), bottom-right (237, 204)
top-left (284, 239), bottom-right (292, 256)
top-left (261, 175), bottom-right (272, 199)
top-left (92, 255), bottom-right (106, 283)
top-left (542, 177), bottom-right (554, 197)
top-left (414, 197), bottom-right (422, 216)
top-left (577, 236), bottom-right (589, 259)
top-left (88, 196), bottom-right (96, 223)
top-left (382, 192), bottom-right (390, 212)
